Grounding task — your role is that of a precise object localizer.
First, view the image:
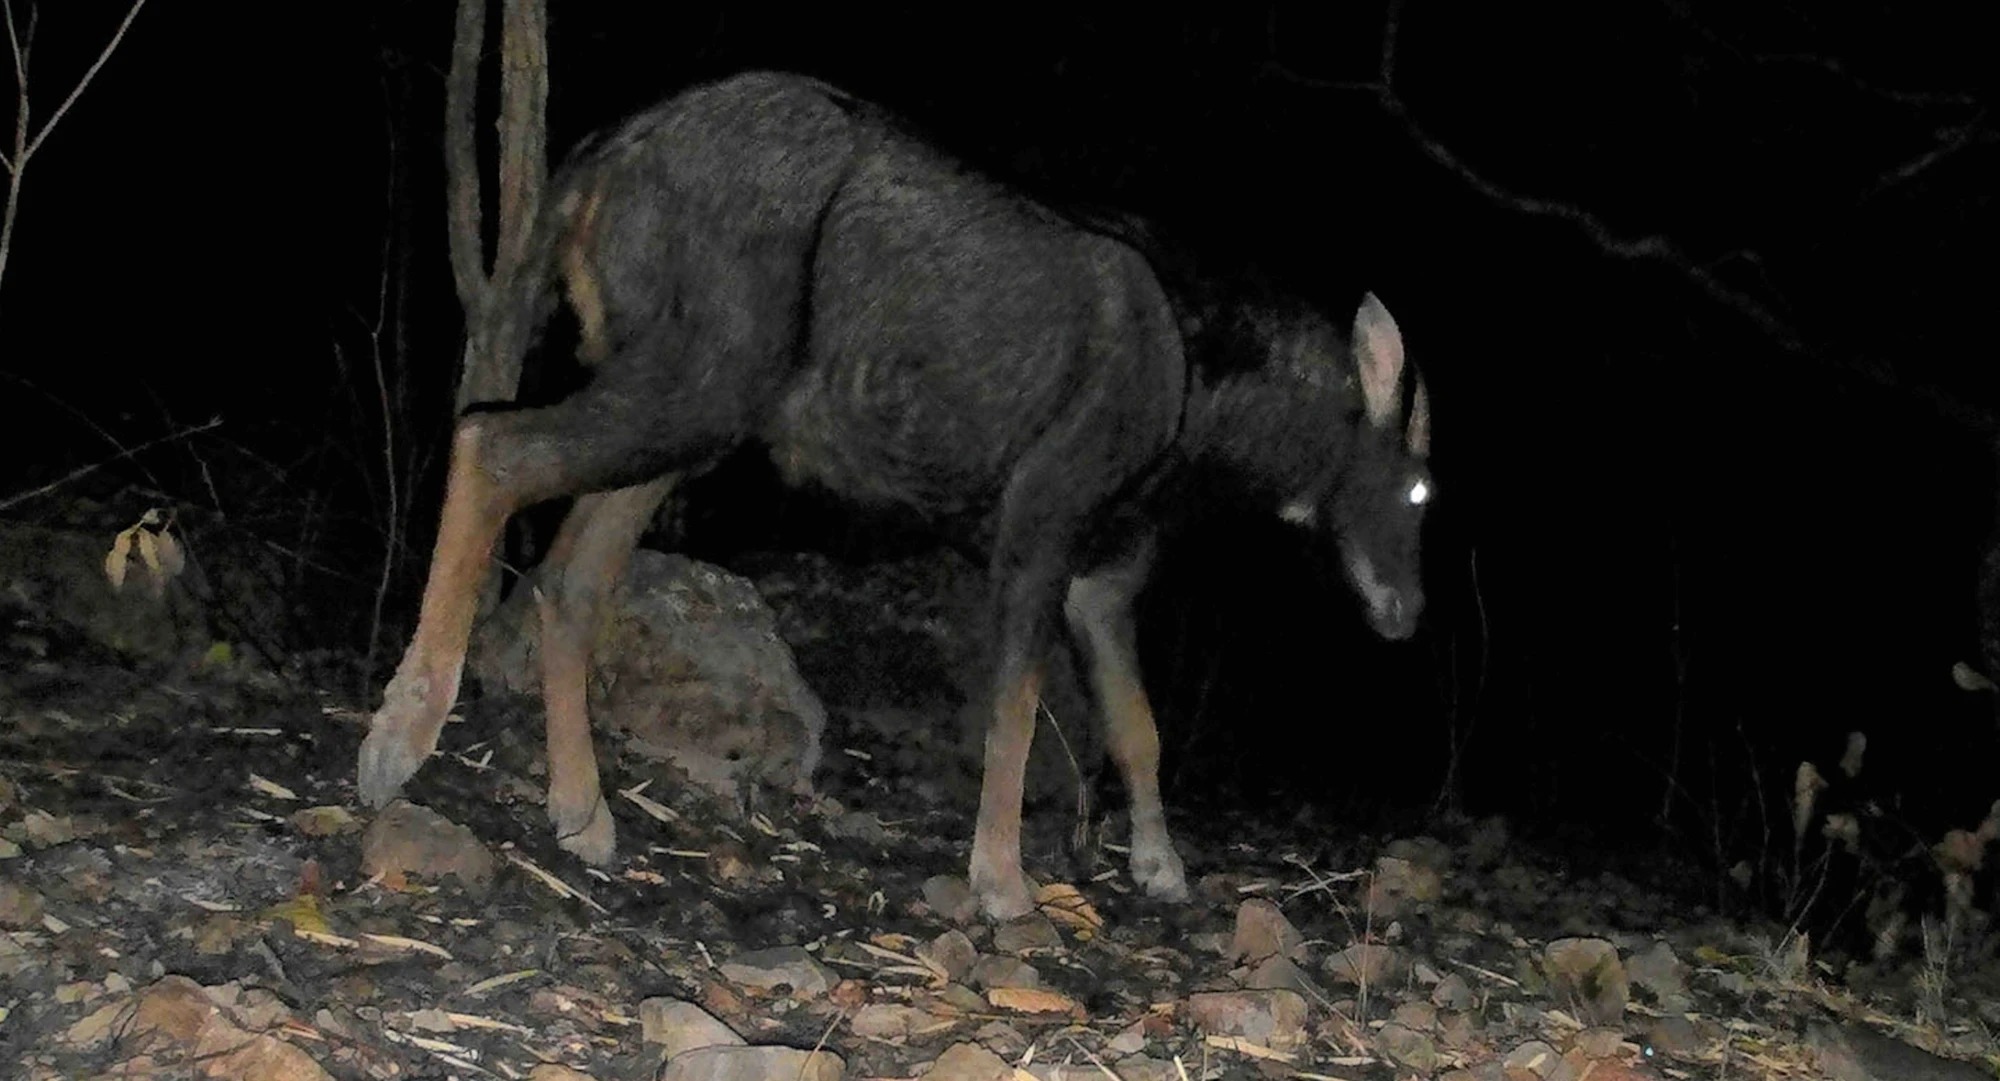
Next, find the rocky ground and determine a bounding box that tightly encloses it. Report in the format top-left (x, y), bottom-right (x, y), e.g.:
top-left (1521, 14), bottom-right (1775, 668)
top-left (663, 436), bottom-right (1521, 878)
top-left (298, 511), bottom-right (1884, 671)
top-left (1, 512), bottom-right (1996, 1081)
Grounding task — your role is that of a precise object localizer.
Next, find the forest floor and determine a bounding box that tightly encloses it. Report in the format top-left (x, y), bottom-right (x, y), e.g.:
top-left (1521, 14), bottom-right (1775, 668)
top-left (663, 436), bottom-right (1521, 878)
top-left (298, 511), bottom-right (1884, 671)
top-left (1, 529), bottom-right (1995, 1081)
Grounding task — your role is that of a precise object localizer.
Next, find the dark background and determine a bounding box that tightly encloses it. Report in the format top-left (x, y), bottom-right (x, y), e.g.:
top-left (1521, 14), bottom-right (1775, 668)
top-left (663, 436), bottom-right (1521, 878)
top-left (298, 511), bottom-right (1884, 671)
top-left (4, 3), bottom-right (1996, 905)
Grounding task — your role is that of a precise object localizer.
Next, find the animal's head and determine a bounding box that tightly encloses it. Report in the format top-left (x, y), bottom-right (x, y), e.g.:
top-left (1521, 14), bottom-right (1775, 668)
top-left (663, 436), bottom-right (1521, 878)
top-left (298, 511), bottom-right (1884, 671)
top-left (1281, 292), bottom-right (1431, 640)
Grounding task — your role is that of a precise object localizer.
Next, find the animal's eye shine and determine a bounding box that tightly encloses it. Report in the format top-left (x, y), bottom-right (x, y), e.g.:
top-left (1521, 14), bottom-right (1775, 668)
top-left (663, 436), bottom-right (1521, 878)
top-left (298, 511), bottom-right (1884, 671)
top-left (1408, 479), bottom-right (1430, 506)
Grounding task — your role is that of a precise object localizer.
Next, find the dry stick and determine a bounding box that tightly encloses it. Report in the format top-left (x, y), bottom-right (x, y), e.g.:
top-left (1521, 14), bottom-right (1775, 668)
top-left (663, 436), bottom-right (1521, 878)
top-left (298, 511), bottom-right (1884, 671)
top-left (0, 416), bottom-right (222, 512)
top-left (0, 371), bottom-right (172, 492)
top-left (0, 0), bottom-right (150, 291)
top-left (1037, 700), bottom-right (1091, 853)
top-left (364, 170), bottom-right (402, 687)
top-left (1432, 546), bottom-right (1489, 816)
top-left (799, 1009), bottom-right (846, 1081)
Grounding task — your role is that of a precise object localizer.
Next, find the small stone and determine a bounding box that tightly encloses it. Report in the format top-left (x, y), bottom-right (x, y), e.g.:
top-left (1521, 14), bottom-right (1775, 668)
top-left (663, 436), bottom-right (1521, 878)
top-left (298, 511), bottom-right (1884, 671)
top-left (1106, 1020), bottom-right (1148, 1056)
top-left (0, 877), bottom-right (45, 929)
top-left (1644, 1015), bottom-right (1701, 1058)
top-left (924, 876), bottom-right (978, 925)
top-left (1186, 989), bottom-right (1308, 1052)
top-left (1503, 1039), bottom-right (1571, 1081)
top-left (1231, 898), bottom-right (1304, 963)
top-left (1365, 855), bottom-right (1443, 916)
top-left (925, 1041), bottom-right (1011, 1081)
top-left (1323, 943), bottom-right (1400, 988)
top-left (936, 983), bottom-right (988, 1013)
top-left (527, 1066), bottom-right (595, 1081)
top-left (359, 801), bottom-right (495, 887)
top-left (1391, 1001), bottom-right (1437, 1030)
top-left (659, 1046), bottom-right (842, 1081)
top-left (640, 997), bottom-right (743, 1057)
top-left (1112, 1055), bottom-right (1178, 1081)
top-left (850, 1003), bottom-right (944, 1040)
top-left (718, 946), bottom-right (837, 999)
top-left (1542, 939), bottom-right (1627, 1026)
top-left (1379, 1022), bottom-right (1440, 1072)
top-left (1624, 941), bottom-right (1688, 1010)
top-left (968, 955), bottom-right (1039, 990)
top-left (1571, 1028), bottom-right (1627, 1058)
top-left (1245, 955), bottom-right (1319, 996)
top-left (991, 914), bottom-right (1060, 954)
top-left (1437, 1010), bottom-right (1482, 1051)
top-left (922, 929), bottom-right (977, 982)
top-left (970, 1020), bottom-right (1029, 1059)
top-left (1432, 971), bottom-right (1478, 1010)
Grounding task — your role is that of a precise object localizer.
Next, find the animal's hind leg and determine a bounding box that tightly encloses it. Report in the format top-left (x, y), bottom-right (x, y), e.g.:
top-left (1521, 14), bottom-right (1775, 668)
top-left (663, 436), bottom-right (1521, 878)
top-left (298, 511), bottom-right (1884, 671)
top-left (533, 477), bottom-right (675, 864)
top-left (359, 376), bottom-right (722, 811)
top-left (970, 486), bottom-right (1081, 921)
top-left (968, 627), bottom-right (1047, 922)
top-left (1064, 540), bottom-right (1190, 902)
top-left (359, 419), bottom-right (528, 808)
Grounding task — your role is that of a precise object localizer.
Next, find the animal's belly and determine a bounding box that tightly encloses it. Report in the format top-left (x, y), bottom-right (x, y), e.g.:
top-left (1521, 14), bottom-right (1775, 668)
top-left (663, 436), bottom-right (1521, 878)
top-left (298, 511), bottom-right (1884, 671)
top-left (766, 365), bottom-right (1027, 519)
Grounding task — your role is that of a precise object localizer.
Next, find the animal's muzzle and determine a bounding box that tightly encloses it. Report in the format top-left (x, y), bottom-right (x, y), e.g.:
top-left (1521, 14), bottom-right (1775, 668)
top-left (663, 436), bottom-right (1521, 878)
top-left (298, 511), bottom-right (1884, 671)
top-left (1341, 545), bottom-right (1420, 641)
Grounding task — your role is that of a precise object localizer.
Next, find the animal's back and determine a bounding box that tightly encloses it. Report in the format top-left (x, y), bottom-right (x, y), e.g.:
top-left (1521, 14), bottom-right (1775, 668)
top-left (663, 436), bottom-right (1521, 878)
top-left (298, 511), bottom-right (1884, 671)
top-left (551, 73), bottom-right (1186, 534)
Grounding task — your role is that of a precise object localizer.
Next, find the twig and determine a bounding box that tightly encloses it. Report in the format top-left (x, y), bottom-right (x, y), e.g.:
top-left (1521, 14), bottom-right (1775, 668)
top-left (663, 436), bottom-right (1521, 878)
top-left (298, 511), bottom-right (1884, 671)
top-left (0, 416), bottom-right (223, 512)
top-left (6, 0), bottom-right (149, 164)
top-left (1, 0), bottom-right (150, 291)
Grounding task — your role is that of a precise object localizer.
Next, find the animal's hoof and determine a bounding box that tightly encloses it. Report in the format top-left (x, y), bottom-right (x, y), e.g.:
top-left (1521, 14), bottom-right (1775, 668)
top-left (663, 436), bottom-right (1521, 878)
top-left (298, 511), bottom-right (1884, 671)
top-left (1133, 845), bottom-right (1191, 903)
top-left (356, 727), bottom-right (423, 809)
top-left (555, 795), bottom-right (617, 866)
top-left (971, 868), bottom-right (1036, 922)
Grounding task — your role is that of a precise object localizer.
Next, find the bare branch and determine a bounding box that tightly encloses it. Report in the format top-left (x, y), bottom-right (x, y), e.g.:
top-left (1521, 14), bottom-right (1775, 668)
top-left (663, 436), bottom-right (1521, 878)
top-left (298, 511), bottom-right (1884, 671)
top-left (2, 0), bottom-right (33, 176)
top-left (2, 0), bottom-right (31, 95)
top-left (1, 0), bottom-right (145, 295)
top-left (0, 416), bottom-right (223, 513)
top-left (1354, 2), bottom-right (1996, 434)
top-left (1857, 113), bottom-right (1992, 207)
top-left (1657, 0), bottom-right (1982, 111)
top-left (21, 0), bottom-right (148, 162)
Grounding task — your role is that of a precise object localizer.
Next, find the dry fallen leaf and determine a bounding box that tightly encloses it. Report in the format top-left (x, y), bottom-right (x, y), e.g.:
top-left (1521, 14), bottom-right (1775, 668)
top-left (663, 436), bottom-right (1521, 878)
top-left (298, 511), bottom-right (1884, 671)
top-left (262, 895), bottom-right (330, 936)
top-left (103, 509), bottom-right (185, 599)
top-left (359, 932), bottom-right (453, 960)
top-left (247, 774), bottom-right (299, 801)
top-left (296, 928), bottom-right (362, 950)
top-left (1035, 882), bottom-right (1104, 936)
top-left (503, 850), bottom-right (608, 914)
top-left (1203, 1035), bottom-right (1296, 1063)
top-left (104, 531), bottom-right (133, 591)
top-left (291, 806), bottom-right (359, 837)
top-left (619, 782), bottom-right (680, 824)
top-left (463, 969), bottom-right (541, 998)
top-left (20, 811), bottom-right (77, 848)
top-left (986, 986), bottom-right (1084, 1018)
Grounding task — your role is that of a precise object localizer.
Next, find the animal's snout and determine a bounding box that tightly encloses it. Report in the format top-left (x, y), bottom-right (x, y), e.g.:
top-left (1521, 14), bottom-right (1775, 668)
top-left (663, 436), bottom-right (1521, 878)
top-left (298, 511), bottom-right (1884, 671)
top-left (1341, 544), bottom-right (1421, 641)
top-left (1371, 592), bottom-right (1420, 641)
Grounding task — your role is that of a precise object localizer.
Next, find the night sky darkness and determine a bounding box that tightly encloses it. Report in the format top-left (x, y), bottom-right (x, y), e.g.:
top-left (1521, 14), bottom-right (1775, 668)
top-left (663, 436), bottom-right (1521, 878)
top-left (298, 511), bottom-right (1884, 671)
top-left (5, 4), bottom-right (1998, 873)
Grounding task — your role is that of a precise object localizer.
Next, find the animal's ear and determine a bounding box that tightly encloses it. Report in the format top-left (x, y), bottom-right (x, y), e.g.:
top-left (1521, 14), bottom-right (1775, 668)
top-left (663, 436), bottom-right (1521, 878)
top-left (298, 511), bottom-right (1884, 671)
top-left (1407, 378), bottom-right (1430, 457)
top-left (1353, 293), bottom-right (1406, 428)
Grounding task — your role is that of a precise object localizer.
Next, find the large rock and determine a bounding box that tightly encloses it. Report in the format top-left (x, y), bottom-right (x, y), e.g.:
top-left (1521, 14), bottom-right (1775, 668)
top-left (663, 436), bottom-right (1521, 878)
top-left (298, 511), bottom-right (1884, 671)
top-left (475, 551), bottom-right (824, 803)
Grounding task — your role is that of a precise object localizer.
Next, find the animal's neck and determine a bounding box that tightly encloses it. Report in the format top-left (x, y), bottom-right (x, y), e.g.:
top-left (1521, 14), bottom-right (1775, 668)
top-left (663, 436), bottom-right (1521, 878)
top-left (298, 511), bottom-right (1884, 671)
top-left (1181, 369), bottom-right (1356, 505)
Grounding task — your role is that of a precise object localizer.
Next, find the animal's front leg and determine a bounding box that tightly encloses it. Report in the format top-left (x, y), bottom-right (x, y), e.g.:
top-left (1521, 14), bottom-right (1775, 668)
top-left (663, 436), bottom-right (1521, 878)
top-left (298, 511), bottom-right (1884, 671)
top-left (1066, 545), bottom-right (1190, 903)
